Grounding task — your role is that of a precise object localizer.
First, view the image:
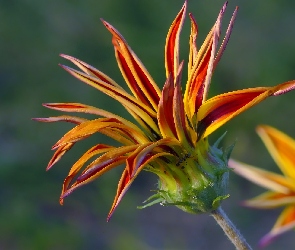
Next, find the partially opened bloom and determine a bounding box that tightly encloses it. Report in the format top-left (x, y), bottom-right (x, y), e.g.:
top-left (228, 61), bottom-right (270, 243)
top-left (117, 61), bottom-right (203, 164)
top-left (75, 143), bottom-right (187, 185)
top-left (230, 126), bottom-right (295, 247)
top-left (35, 1), bottom-right (295, 221)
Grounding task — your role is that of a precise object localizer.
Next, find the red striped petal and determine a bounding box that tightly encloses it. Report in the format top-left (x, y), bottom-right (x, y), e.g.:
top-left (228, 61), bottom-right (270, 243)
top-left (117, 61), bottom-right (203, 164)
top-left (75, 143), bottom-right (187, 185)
top-left (60, 145), bottom-right (137, 205)
top-left (197, 79), bottom-right (295, 138)
top-left (60, 54), bottom-right (123, 89)
top-left (173, 63), bottom-right (194, 146)
top-left (187, 13), bottom-right (198, 74)
top-left (259, 205), bottom-right (295, 247)
top-left (42, 103), bottom-right (143, 132)
top-left (60, 64), bottom-right (160, 134)
top-left (197, 87), bottom-right (270, 139)
top-left (107, 138), bottom-right (178, 220)
top-left (157, 75), bottom-right (177, 138)
top-left (33, 115), bottom-right (88, 124)
top-left (52, 118), bottom-right (148, 150)
top-left (165, 0), bottom-right (187, 81)
top-left (47, 143), bottom-right (74, 170)
top-left (185, 3), bottom-right (238, 121)
top-left (102, 20), bottom-right (161, 110)
top-left (60, 144), bottom-right (115, 197)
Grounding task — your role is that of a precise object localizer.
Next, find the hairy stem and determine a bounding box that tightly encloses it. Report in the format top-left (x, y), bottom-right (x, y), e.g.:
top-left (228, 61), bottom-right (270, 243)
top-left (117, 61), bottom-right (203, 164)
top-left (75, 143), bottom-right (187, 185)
top-left (211, 207), bottom-right (252, 250)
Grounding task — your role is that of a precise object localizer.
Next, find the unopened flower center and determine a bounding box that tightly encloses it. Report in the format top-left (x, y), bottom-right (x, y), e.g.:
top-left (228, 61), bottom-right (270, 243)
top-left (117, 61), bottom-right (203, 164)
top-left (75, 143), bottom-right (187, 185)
top-left (141, 137), bottom-right (232, 214)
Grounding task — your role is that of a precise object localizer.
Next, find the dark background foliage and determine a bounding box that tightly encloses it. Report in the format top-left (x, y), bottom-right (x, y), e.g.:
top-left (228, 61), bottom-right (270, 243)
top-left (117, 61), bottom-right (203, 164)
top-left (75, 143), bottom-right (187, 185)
top-left (1, 0), bottom-right (295, 249)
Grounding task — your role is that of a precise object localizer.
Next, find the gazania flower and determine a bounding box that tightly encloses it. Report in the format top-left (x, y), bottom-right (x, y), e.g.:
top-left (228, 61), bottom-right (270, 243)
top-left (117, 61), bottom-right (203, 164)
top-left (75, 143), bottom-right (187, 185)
top-left (230, 126), bottom-right (295, 247)
top-left (35, 1), bottom-right (295, 221)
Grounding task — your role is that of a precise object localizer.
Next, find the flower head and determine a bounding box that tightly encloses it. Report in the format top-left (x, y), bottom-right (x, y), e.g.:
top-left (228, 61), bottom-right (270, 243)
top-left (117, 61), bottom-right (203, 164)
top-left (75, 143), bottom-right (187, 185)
top-left (229, 126), bottom-right (295, 247)
top-left (35, 1), bottom-right (295, 221)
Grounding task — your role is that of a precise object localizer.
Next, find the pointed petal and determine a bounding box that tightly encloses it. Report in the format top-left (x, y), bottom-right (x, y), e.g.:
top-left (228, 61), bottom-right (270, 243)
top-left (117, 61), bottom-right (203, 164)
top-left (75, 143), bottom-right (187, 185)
top-left (60, 65), bottom-right (160, 134)
top-left (53, 118), bottom-right (149, 150)
top-left (78, 145), bottom-right (137, 183)
top-left (230, 159), bottom-right (295, 194)
top-left (271, 80), bottom-right (295, 96)
top-left (61, 144), bottom-right (115, 195)
top-left (34, 115), bottom-right (85, 170)
top-left (47, 143), bottom-right (74, 170)
top-left (165, 0), bottom-right (186, 81)
top-left (51, 118), bottom-right (114, 149)
top-left (60, 145), bottom-right (138, 204)
top-left (184, 3), bottom-right (239, 121)
top-left (60, 54), bottom-right (123, 89)
top-left (197, 87), bottom-right (271, 139)
top-left (61, 55), bottom-right (161, 136)
top-left (243, 191), bottom-right (295, 209)
top-left (59, 64), bottom-right (153, 116)
top-left (173, 63), bottom-right (195, 146)
top-left (213, 6), bottom-right (238, 70)
top-left (187, 13), bottom-right (198, 74)
top-left (157, 75), bottom-right (177, 138)
top-left (102, 20), bottom-right (161, 110)
top-left (33, 115), bottom-right (88, 124)
top-left (43, 102), bottom-right (120, 117)
top-left (42, 103), bottom-right (142, 132)
top-left (196, 80), bottom-right (295, 138)
top-left (107, 138), bottom-right (179, 220)
top-left (202, 2), bottom-right (227, 101)
top-left (120, 108), bottom-right (160, 141)
top-left (127, 138), bottom-right (179, 178)
top-left (257, 125), bottom-right (295, 179)
top-left (158, 64), bottom-right (195, 145)
top-left (107, 167), bottom-right (130, 221)
top-left (184, 3), bottom-right (227, 119)
top-left (259, 205), bottom-right (295, 247)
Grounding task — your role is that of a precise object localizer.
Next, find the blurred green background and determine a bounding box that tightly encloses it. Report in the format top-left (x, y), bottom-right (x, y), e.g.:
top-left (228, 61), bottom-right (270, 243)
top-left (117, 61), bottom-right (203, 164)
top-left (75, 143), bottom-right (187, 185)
top-left (1, 0), bottom-right (295, 249)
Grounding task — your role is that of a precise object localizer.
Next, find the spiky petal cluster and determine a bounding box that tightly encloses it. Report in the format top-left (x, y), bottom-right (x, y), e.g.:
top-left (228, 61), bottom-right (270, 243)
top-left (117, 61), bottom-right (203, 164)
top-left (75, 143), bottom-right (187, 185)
top-left (230, 125), bottom-right (295, 247)
top-left (35, 1), bottom-right (295, 220)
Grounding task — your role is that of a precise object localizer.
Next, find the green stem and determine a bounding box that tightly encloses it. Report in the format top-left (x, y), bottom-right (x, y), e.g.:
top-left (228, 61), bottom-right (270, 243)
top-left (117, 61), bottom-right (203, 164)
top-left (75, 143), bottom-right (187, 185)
top-left (211, 207), bottom-right (252, 250)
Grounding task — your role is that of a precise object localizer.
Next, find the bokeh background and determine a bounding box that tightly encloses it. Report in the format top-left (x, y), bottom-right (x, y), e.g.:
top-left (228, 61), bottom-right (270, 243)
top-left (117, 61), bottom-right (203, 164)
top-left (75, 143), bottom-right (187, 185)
top-left (1, 0), bottom-right (295, 249)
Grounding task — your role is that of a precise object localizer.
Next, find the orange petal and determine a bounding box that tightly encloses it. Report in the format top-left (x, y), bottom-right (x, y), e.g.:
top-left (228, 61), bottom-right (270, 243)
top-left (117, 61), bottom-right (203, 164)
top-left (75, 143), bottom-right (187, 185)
top-left (201, 2), bottom-right (227, 101)
top-left (51, 118), bottom-right (116, 149)
top-left (53, 118), bottom-right (148, 149)
top-left (59, 56), bottom-right (160, 135)
top-left (187, 13), bottom-right (198, 75)
top-left (60, 54), bottom-right (123, 89)
top-left (47, 143), bottom-right (74, 170)
top-left (197, 87), bottom-right (270, 139)
top-left (127, 138), bottom-right (179, 177)
top-left (173, 63), bottom-right (194, 147)
top-left (196, 80), bottom-right (295, 138)
top-left (102, 20), bottom-right (161, 110)
top-left (107, 138), bottom-right (179, 220)
top-left (230, 159), bottom-right (295, 194)
top-left (259, 205), bottom-right (295, 247)
top-left (60, 145), bottom-right (137, 204)
top-left (184, 2), bottom-right (230, 120)
top-left (60, 65), bottom-right (154, 116)
top-left (158, 62), bottom-right (194, 145)
top-left (42, 103), bottom-right (142, 132)
top-left (271, 80), bottom-right (295, 96)
top-left (34, 115), bottom-right (86, 170)
top-left (60, 65), bottom-right (160, 134)
top-left (43, 102), bottom-right (120, 117)
top-left (257, 125), bottom-right (295, 180)
top-left (213, 6), bottom-right (238, 71)
top-left (61, 144), bottom-right (115, 195)
top-left (77, 146), bottom-right (135, 183)
top-left (157, 75), bottom-right (177, 138)
top-left (33, 115), bottom-right (88, 124)
top-left (165, 0), bottom-right (187, 81)
top-left (242, 191), bottom-right (295, 209)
